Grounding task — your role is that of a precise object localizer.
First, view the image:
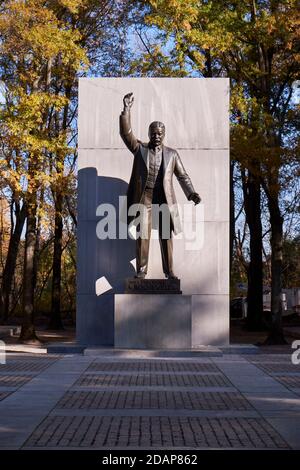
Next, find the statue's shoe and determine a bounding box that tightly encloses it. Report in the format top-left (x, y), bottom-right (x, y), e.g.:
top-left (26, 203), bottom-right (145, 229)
top-left (165, 272), bottom-right (178, 280)
top-left (135, 271), bottom-right (146, 279)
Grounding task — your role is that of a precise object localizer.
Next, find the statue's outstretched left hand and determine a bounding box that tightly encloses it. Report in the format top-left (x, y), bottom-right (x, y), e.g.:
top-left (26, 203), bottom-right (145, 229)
top-left (189, 192), bottom-right (201, 205)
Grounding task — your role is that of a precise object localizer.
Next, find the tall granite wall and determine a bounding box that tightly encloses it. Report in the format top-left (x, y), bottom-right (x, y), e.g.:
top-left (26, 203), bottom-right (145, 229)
top-left (77, 78), bottom-right (230, 346)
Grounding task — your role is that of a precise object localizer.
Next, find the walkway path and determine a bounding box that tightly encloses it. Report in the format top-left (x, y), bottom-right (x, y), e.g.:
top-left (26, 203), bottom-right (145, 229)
top-left (0, 351), bottom-right (299, 449)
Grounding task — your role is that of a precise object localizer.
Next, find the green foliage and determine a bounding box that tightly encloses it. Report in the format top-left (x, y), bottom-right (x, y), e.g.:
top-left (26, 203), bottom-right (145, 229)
top-left (0, 0), bottom-right (89, 203)
top-left (0, 0), bottom-right (129, 323)
top-left (136, 0), bottom-right (300, 201)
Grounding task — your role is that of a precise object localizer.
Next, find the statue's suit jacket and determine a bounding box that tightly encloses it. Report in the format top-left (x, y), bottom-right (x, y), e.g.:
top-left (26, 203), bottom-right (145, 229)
top-left (119, 111), bottom-right (195, 235)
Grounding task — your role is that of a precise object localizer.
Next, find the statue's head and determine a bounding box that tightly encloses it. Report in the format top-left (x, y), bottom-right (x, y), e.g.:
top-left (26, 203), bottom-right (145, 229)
top-left (148, 121), bottom-right (165, 148)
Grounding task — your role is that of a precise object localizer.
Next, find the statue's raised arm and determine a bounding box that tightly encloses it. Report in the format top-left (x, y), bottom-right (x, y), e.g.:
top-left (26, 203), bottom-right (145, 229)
top-left (119, 92), bottom-right (139, 154)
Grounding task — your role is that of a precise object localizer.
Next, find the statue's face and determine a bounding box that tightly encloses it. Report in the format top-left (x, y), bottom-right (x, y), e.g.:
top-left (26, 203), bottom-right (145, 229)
top-left (148, 124), bottom-right (165, 148)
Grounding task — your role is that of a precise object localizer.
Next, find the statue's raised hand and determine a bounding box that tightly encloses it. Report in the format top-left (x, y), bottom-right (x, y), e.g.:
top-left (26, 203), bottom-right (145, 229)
top-left (123, 92), bottom-right (134, 109)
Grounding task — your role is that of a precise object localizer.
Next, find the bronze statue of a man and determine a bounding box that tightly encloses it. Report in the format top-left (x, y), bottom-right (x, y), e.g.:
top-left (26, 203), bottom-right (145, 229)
top-left (120, 92), bottom-right (201, 279)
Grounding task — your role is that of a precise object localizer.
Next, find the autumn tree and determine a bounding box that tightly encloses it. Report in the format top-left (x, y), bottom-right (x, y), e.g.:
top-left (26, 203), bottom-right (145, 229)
top-left (0, 0), bottom-right (135, 338)
top-left (131, 0), bottom-right (300, 341)
top-left (0, 0), bottom-right (87, 341)
top-left (47, 0), bottom-right (132, 329)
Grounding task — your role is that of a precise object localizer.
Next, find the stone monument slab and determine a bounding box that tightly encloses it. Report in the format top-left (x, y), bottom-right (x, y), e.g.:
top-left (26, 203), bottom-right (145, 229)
top-left (77, 77), bottom-right (230, 347)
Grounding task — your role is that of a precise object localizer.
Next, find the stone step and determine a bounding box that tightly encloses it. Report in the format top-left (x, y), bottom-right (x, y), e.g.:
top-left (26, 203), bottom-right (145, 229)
top-left (84, 346), bottom-right (223, 358)
top-left (220, 344), bottom-right (259, 355)
top-left (47, 343), bottom-right (85, 354)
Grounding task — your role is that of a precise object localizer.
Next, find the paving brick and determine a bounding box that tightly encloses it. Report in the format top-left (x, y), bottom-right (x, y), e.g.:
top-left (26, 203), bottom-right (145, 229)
top-left (5, 354), bottom-right (60, 360)
top-left (246, 354), bottom-right (292, 363)
top-left (75, 373), bottom-right (231, 387)
top-left (255, 363), bottom-right (300, 373)
top-left (88, 361), bottom-right (219, 373)
top-left (0, 361), bottom-right (56, 372)
top-left (273, 375), bottom-right (300, 389)
top-left (0, 375), bottom-right (32, 387)
top-left (56, 390), bottom-right (252, 410)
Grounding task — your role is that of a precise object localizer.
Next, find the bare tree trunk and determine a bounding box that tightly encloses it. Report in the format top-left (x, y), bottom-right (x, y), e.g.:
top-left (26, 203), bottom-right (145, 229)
top-left (49, 192), bottom-right (64, 329)
top-left (48, 83), bottom-right (71, 330)
top-left (32, 189), bottom-right (44, 311)
top-left (0, 201), bottom-right (27, 322)
top-left (19, 196), bottom-right (39, 343)
top-left (230, 160), bottom-right (235, 275)
top-left (264, 197), bottom-right (287, 344)
top-left (242, 168), bottom-right (264, 330)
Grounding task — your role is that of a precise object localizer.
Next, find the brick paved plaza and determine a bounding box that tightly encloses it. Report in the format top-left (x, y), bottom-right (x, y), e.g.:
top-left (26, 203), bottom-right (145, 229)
top-left (0, 350), bottom-right (300, 449)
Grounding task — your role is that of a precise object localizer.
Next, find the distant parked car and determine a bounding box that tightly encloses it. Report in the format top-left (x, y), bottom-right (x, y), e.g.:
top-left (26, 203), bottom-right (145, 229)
top-left (231, 290), bottom-right (298, 320)
top-left (263, 291), bottom-right (288, 314)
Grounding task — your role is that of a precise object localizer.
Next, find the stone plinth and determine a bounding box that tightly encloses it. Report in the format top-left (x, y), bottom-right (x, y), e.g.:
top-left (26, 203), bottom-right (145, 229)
top-left (125, 278), bottom-right (181, 294)
top-left (115, 294), bottom-right (191, 349)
